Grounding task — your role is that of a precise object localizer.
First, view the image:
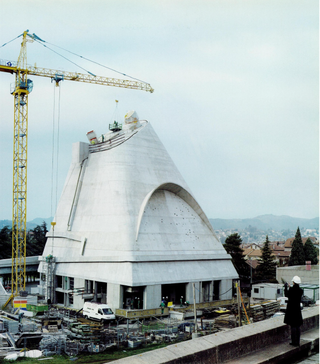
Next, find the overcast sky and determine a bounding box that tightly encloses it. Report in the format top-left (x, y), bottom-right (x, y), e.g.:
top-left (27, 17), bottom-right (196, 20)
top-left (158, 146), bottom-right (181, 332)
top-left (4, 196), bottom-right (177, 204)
top-left (0, 0), bottom-right (318, 222)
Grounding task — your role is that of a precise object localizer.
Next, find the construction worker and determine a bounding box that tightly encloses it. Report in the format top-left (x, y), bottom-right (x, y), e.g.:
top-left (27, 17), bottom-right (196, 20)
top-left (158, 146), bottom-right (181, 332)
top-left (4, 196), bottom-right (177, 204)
top-left (160, 301), bottom-right (165, 314)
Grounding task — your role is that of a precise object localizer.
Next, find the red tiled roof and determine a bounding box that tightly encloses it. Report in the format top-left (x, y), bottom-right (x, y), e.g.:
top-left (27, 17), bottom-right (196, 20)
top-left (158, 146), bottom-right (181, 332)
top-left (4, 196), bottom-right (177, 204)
top-left (272, 246), bottom-right (285, 251)
top-left (270, 240), bottom-right (285, 246)
top-left (284, 236), bottom-right (318, 248)
top-left (243, 248), bottom-right (262, 257)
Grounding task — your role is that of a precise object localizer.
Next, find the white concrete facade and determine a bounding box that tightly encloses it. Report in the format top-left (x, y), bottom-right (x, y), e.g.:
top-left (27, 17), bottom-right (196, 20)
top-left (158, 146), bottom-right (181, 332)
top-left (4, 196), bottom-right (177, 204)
top-left (39, 118), bottom-right (238, 311)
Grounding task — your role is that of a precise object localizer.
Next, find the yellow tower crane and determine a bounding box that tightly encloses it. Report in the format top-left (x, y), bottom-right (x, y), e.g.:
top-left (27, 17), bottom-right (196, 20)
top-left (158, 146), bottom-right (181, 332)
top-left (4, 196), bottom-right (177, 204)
top-left (0, 30), bottom-right (153, 304)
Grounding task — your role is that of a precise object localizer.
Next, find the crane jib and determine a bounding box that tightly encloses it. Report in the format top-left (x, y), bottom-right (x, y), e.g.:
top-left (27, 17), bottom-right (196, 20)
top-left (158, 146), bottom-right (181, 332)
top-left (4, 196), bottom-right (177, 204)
top-left (0, 64), bottom-right (153, 92)
top-left (0, 31), bottom-right (154, 301)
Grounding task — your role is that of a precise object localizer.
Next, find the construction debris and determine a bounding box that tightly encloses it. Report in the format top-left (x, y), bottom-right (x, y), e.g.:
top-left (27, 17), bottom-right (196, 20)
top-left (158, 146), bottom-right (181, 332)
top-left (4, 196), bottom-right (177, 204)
top-left (261, 301), bottom-right (280, 319)
top-left (0, 299), bottom-right (288, 359)
top-left (249, 301), bottom-right (280, 322)
top-left (214, 314), bottom-right (238, 328)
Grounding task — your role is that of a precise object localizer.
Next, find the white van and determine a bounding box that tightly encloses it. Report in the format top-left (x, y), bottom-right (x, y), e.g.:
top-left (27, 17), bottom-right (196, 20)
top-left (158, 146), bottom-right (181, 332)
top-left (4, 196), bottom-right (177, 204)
top-left (83, 302), bottom-right (115, 322)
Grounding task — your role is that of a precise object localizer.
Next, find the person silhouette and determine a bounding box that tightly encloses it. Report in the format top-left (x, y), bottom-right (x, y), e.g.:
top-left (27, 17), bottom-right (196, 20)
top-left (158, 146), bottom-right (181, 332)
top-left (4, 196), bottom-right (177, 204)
top-left (284, 276), bottom-right (303, 346)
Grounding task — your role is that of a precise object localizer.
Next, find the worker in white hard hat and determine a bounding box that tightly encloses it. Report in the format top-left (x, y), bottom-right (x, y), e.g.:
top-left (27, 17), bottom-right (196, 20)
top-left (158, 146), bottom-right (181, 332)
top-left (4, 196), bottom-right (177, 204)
top-left (283, 276), bottom-right (303, 346)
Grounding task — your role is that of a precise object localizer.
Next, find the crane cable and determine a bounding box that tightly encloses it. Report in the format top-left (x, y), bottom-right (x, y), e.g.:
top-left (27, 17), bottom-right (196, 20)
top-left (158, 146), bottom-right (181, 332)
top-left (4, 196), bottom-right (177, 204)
top-left (50, 83), bottom-right (61, 221)
top-left (50, 83), bottom-right (56, 219)
top-left (32, 38), bottom-right (150, 84)
top-left (34, 40), bottom-right (96, 77)
top-left (56, 85), bottom-right (61, 215)
top-left (0, 34), bottom-right (22, 48)
top-left (1, 32), bottom-right (151, 84)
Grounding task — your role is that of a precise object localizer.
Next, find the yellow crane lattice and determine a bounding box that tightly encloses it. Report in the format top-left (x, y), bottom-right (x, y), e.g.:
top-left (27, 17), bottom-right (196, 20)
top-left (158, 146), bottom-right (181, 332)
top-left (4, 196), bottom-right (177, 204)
top-left (0, 30), bottom-right (153, 302)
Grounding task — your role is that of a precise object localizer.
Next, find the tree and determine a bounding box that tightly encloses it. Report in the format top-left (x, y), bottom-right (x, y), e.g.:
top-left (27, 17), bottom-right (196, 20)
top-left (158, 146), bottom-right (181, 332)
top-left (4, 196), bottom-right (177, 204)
top-left (254, 235), bottom-right (277, 282)
top-left (0, 223), bottom-right (48, 259)
top-left (223, 233), bottom-right (249, 279)
top-left (304, 238), bottom-right (318, 265)
top-left (27, 222), bottom-right (48, 256)
top-left (289, 227), bottom-right (305, 266)
top-left (0, 226), bottom-right (12, 259)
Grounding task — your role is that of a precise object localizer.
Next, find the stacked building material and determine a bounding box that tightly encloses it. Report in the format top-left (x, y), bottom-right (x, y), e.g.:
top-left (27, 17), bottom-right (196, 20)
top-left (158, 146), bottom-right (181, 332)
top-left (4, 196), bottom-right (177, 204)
top-left (261, 301), bottom-right (280, 318)
top-left (128, 338), bottom-right (142, 348)
top-left (68, 321), bottom-right (103, 343)
top-left (39, 334), bottom-right (67, 355)
top-left (249, 305), bottom-right (264, 322)
top-left (101, 328), bottom-right (117, 345)
top-left (64, 340), bottom-right (80, 356)
top-left (2, 320), bottom-right (20, 334)
top-left (20, 322), bottom-right (37, 332)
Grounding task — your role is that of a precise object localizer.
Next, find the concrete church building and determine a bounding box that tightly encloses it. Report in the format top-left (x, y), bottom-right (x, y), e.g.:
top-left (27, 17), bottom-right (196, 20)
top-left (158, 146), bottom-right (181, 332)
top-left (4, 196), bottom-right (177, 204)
top-left (39, 112), bottom-right (238, 311)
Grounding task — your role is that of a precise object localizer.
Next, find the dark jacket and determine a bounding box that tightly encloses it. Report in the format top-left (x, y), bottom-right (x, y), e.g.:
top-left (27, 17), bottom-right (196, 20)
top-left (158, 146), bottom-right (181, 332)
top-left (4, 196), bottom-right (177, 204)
top-left (284, 283), bottom-right (303, 327)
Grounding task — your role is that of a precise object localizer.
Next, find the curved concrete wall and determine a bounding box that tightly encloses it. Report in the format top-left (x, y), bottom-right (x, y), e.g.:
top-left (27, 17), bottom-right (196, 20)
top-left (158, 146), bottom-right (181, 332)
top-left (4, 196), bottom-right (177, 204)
top-left (39, 121), bottom-right (238, 307)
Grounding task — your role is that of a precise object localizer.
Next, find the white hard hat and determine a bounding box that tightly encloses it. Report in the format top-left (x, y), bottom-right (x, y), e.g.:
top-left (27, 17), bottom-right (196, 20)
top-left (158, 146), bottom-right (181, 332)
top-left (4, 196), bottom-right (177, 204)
top-left (292, 276), bottom-right (301, 284)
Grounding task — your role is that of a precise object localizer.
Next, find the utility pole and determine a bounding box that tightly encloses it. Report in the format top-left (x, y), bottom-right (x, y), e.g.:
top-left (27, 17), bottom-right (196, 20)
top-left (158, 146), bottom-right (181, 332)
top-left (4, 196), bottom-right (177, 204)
top-left (237, 281), bottom-right (241, 327)
top-left (249, 259), bottom-right (252, 313)
top-left (193, 283), bottom-right (197, 333)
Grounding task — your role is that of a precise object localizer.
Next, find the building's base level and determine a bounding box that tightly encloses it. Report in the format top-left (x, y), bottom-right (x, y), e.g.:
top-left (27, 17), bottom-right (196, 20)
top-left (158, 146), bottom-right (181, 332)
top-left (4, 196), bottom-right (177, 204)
top-left (38, 272), bottom-right (236, 312)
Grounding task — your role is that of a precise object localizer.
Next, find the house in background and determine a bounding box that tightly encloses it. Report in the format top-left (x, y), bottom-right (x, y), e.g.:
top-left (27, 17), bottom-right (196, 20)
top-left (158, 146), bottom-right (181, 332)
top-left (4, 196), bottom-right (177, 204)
top-left (270, 242), bottom-right (290, 267)
top-left (284, 237), bottom-right (318, 252)
top-left (243, 241), bottom-right (290, 274)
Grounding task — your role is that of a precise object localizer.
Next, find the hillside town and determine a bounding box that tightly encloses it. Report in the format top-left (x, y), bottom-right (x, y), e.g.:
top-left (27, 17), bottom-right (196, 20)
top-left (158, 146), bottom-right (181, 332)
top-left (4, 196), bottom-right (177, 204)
top-left (215, 227), bottom-right (319, 269)
top-left (216, 226), bottom-right (319, 245)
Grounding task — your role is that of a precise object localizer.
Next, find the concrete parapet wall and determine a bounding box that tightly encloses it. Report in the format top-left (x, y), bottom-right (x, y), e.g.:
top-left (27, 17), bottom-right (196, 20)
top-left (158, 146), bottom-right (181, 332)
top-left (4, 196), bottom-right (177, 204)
top-left (277, 265), bottom-right (319, 285)
top-left (109, 306), bottom-right (319, 364)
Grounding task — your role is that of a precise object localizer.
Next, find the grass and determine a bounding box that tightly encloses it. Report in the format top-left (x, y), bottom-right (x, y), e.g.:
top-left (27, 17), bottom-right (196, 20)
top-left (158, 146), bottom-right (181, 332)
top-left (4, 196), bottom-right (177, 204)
top-left (4, 342), bottom-right (170, 363)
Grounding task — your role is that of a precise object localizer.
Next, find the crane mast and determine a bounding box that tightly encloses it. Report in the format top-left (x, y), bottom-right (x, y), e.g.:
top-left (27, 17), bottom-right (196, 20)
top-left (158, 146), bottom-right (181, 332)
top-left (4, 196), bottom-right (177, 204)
top-left (11, 31), bottom-right (34, 296)
top-left (0, 30), bottom-right (153, 302)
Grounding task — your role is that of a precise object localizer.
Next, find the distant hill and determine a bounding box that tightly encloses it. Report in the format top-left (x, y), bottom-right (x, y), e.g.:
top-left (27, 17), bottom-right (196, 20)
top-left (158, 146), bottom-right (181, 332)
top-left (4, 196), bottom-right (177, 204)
top-left (0, 217), bottom-right (53, 230)
top-left (209, 214), bottom-right (319, 231)
top-left (1, 215), bottom-right (318, 232)
top-left (0, 220), bottom-right (12, 230)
